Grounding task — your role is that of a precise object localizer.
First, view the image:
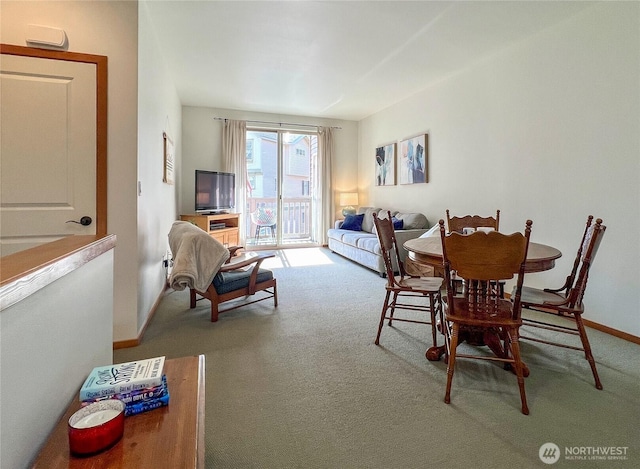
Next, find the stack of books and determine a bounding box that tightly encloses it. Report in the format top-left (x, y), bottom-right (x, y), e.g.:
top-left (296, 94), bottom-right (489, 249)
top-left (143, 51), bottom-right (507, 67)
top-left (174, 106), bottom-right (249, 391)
top-left (79, 356), bottom-right (169, 416)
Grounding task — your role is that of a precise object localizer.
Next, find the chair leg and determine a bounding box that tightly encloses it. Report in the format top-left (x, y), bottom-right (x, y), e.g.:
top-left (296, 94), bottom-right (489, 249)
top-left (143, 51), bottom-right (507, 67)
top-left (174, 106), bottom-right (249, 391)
top-left (210, 301), bottom-right (220, 322)
top-left (190, 289), bottom-right (197, 308)
top-left (375, 291), bottom-right (391, 345)
top-left (388, 292), bottom-right (399, 326)
top-left (273, 283), bottom-right (278, 307)
top-left (425, 292), bottom-right (446, 361)
top-left (444, 322), bottom-right (460, 404)
top-left (507, 328), bottom-right (529, 415)
top-left (429, 293), bottom-right (438, 348)
top-left (574, 314), bottom-right (603, 390)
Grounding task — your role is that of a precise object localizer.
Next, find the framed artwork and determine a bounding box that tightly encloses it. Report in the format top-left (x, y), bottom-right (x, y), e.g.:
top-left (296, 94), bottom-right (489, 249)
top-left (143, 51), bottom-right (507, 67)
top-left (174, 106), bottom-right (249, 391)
top-left (375, 143), bottom-right (396, 186)
top-left (399, 133), bottom-right (428, 184)
top-left (163, 132), bottom-right (174, 184)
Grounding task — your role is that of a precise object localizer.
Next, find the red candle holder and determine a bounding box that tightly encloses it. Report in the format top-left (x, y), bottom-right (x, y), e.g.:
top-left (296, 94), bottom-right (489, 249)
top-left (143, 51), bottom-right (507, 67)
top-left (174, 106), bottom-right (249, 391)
top-left (68, 399), bottom-right (125, 456)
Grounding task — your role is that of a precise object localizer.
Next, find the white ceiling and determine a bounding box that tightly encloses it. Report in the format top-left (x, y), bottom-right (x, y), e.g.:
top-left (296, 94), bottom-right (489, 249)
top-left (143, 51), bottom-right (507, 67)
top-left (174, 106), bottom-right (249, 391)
top-left (144, 1), bottom-right (594, 121)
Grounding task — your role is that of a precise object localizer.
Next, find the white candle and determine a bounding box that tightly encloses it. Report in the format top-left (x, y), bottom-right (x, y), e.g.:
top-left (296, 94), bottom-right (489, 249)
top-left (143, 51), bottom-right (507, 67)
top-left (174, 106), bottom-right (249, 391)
top-left (72, 408), bottom-right (121, 428)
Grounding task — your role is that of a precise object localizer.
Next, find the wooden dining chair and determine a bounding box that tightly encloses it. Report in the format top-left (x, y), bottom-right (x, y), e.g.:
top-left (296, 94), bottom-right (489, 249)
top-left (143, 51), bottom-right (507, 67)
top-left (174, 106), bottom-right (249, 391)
top-left (446, 209), bottom-right (500, 234)
top-left (517, 216), bottom-right (606, 390)
top-left (372, 211), bottom-right (443, 350)
top-left (439, 218), bottom-right (532, 415)
top-left (445, 209), bottom-right (503, 295)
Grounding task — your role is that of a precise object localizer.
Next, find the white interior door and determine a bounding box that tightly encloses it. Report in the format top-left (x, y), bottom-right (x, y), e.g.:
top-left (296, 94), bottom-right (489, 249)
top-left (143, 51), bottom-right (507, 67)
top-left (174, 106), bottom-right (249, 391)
top-left (0, 54), bottom-right (97, 256)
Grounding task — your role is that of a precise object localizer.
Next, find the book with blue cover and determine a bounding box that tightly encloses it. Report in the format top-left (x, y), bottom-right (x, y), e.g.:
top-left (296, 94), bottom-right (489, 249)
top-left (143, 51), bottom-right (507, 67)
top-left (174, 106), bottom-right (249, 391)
top-left (124, 378), bottom-right (170, 417)
top-left (79, 356), bottom-right (165, 401)
top-left (81, 375), bottom-right (167, 405)
top-left (80, 375), bottom-right (170, 416)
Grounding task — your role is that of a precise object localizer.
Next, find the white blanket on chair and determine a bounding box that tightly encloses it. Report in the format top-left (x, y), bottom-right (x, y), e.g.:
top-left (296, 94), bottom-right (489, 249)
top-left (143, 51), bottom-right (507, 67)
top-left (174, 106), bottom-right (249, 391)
top-left (168, 221), bottom-right (230, 292)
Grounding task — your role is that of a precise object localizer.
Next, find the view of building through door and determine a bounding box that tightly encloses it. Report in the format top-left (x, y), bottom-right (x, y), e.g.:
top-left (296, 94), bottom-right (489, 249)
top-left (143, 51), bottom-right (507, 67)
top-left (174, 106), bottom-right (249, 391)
top-left (246, 130), bottom-right (318, 247)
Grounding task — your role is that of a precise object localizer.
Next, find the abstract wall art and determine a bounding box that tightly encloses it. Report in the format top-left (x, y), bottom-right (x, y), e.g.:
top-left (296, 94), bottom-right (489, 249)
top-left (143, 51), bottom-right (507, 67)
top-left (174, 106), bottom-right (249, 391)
top-left (375, 142), bottom-right (396, 186)
top-left (399, 133), bottom-right (428, 184)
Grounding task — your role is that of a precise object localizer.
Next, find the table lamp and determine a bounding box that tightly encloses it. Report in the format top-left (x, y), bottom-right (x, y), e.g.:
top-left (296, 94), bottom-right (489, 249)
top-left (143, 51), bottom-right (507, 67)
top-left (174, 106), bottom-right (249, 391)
top-left (339, 192), bottom-right (358, 216)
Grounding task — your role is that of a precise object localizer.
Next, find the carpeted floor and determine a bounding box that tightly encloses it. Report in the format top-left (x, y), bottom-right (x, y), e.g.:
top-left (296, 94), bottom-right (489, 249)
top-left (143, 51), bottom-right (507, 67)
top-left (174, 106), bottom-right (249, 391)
top-left (114, 247), bottom-right (640, 469)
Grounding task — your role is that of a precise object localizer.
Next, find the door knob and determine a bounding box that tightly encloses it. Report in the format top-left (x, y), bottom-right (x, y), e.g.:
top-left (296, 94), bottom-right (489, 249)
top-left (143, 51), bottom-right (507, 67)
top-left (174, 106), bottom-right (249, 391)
top-left (66, 216), bottom-right (93, 226)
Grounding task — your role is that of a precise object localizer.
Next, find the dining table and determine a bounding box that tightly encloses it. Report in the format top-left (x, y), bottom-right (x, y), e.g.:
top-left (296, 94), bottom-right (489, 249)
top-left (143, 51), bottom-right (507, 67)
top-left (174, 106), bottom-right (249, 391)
top-left (403, 236), bottom-right (562, 366)
top-left (404, 236), bottom-right (562, 276)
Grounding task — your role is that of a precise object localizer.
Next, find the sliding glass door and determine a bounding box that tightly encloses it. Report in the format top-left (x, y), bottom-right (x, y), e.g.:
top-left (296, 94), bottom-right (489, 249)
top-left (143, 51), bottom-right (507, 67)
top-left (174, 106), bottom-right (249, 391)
top-left (245, 129), bottom-right (319, 248)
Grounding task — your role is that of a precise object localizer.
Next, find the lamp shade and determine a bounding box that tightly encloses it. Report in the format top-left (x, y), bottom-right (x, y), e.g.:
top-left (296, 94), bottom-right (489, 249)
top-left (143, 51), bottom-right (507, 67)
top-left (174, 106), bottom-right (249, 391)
top-left (339, 192), bottom-right (358, 207)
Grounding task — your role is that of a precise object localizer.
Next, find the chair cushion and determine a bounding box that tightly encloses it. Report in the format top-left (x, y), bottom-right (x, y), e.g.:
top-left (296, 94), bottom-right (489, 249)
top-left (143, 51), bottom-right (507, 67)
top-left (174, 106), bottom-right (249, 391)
top-left (213, 268), bottom-right (274, 295)
top-left (341, 213), bottom-right (364, 231)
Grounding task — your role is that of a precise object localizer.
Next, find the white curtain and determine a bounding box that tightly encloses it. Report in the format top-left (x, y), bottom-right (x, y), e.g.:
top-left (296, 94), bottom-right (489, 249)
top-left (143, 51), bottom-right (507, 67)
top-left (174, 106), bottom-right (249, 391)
top-left (222, 120), bottom-right (247, 245)
top-left (314, 127), bottom-right (334, 245)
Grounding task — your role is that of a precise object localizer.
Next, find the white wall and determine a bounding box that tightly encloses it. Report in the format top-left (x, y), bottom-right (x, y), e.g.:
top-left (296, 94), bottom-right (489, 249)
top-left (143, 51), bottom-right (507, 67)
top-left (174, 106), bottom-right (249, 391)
top-left (1, 1), bottom-right (140, 341)
top-left (137, 2), bottom-right (182, 334)
top-left (359, 3), bottom-right (640, 335)
top-left (181, 106), bottom-right (359, 221)
top-left (1, 250), bottom-right (114, 469)
top-left (2, 1), bottom-right (180, 342)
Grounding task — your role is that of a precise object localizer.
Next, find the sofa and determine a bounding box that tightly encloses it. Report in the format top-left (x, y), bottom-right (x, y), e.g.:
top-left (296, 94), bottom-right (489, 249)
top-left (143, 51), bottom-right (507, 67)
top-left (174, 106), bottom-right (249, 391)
top-left (327, 207), bottom-right (430, 276)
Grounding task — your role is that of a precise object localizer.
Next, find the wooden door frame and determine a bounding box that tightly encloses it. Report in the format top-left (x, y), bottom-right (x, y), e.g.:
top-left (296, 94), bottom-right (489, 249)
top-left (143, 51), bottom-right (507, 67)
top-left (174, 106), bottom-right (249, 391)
top-left (1, 43), bottom-right (108, 236)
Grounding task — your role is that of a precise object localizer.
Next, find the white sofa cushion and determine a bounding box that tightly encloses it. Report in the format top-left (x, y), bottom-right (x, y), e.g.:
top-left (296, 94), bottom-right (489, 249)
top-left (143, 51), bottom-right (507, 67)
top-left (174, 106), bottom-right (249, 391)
top-left (395, 212), bottom-right (428, 230)
top-left (358, 207), bottom-right (381, 233)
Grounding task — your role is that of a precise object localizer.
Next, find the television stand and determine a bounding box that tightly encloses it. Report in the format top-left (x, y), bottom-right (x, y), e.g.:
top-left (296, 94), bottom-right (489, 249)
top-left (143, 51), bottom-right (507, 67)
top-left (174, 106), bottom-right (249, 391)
top-left (180, 213), bottom-right (239, 247)
top-left (200, 210), bottom-right (229, 215)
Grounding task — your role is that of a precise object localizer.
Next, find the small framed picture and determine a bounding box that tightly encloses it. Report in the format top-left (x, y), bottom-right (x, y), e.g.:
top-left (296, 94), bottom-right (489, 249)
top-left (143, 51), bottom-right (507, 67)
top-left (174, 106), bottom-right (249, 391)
top-left (163, 132), bottom-right (174, 185)
top-left (375, 143), bottom-right (396, 186)
top-left (399, 133), bottom-right (428, 184)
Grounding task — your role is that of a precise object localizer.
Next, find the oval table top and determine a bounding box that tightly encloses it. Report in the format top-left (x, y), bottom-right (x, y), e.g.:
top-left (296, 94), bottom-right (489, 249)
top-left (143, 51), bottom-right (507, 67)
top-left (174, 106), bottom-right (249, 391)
top-left (404, 236), bottom-right (562, 273)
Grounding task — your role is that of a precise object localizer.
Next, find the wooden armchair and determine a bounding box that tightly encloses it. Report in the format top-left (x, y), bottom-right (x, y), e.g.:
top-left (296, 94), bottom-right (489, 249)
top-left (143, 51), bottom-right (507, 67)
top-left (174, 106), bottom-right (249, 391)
top-left (190, 247), bottom-right (278, 322)
top-left (168, 221), bottom-right (277, 322)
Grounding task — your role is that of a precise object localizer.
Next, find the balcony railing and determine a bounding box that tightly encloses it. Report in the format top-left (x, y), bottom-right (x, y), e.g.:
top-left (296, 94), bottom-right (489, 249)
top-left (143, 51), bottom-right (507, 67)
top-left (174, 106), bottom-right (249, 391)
top-left (246, 197), bottom-right (312, 245)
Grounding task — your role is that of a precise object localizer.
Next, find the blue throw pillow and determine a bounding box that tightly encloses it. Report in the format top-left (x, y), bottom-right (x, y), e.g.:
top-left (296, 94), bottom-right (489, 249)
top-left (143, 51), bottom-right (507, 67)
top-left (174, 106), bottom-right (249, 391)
top-left (391, 217), bottom-right (404, 230)
top-left (342, 213), bottom-right (364, 231)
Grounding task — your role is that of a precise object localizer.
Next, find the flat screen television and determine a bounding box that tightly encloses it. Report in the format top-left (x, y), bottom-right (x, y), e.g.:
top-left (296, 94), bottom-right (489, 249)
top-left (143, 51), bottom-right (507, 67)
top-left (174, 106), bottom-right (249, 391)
top-left (195, 170), bottom-right (235, 213)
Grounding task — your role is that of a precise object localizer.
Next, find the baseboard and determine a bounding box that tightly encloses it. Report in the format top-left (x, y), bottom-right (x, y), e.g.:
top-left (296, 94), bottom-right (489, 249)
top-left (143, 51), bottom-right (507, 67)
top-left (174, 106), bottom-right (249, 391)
top-left (507, 292), bottom-right (639, 345)
top-left (113, 337), bottom-right (139, 349)
top-left (583, 318), bottom-right (640, 345)
top-left (113, 282), bottom-right (168, 350)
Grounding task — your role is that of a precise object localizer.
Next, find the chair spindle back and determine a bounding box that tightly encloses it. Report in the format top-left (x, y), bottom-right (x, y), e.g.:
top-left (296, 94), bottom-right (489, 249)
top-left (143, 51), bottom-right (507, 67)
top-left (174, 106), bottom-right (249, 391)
top-left (446, 209), bottom-right (500, 234)
top-left (570, 218), bottom-right (606, 308)
top-left (373, 211), bottom-right (406, 281)
top-left (439, 218), bottom-right (532, 319)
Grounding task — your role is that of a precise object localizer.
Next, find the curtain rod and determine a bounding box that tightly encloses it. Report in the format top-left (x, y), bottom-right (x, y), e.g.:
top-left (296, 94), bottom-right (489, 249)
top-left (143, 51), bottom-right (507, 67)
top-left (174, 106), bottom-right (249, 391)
top-left (213, 117), bottom-right (341, 130)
